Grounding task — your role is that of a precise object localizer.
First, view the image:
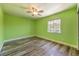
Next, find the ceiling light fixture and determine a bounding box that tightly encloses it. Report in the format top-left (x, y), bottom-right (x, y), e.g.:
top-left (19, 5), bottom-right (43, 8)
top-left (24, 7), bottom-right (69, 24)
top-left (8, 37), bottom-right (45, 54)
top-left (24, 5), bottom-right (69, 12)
top-left (22, 4), bottom-right (44, 16)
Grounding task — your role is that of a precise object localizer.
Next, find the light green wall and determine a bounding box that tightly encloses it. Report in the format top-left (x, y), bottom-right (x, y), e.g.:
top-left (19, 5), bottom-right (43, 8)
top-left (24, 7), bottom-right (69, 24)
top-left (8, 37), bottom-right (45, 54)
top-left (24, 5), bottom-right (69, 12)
top-left (4, 13), bottom-right (35, 40)
top-left (0, 6), bottom-right (3, 51)
top-left (0, 6), bottom-right (3, 42)
top-left (35, 5), bottom-right (78, 47)
top-left (4, 5), bottom-right (78, 48)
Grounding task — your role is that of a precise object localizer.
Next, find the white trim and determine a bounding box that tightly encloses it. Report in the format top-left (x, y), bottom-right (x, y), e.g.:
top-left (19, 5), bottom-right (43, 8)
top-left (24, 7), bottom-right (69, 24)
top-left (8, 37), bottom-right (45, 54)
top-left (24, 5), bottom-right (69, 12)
top-left (36, 36), bottom-right (78, 49)
top-left (4, 35), bottom-right (34, 43)
top-left (0, 35), bottom-right (34, 52)
top-left (77, 5), bottom-right (79, 50)
top-left (0, 41), bottom-right (4, 52)
top-left (0, 0), bottom-right (78, 3)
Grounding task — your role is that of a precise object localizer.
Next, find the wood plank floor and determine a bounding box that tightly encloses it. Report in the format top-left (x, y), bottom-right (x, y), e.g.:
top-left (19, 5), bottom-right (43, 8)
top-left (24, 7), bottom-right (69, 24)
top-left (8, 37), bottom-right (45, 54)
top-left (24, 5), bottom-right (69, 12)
top-left (0, 37), bottom-right (79, 56)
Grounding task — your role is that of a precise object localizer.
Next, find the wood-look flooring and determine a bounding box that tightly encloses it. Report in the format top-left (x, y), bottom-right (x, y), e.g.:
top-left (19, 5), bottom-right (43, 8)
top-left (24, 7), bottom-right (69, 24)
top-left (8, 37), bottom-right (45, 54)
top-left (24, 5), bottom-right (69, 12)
top-left (0, 37), bottom-right (79, 56)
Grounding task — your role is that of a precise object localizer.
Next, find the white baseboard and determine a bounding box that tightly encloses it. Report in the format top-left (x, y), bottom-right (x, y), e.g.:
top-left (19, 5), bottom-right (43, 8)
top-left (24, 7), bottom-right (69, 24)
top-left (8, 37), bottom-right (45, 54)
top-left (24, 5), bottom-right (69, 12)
top-left (0, 41), bottom-right (4, 52)
top-left (0, 35), bottom-right (34, 52)
top-left (1, 35), bottom-right (78, 52)
top-left (36, 35), bottom-right (78, 49)
top-left (4, 35), bottom-right (34, 43)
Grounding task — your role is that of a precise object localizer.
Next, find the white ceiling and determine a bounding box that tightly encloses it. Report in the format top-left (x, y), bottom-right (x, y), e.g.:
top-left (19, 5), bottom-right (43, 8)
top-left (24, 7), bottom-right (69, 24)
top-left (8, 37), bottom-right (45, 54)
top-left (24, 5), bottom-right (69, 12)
top-left (1, 3), bottom-right (75, 18)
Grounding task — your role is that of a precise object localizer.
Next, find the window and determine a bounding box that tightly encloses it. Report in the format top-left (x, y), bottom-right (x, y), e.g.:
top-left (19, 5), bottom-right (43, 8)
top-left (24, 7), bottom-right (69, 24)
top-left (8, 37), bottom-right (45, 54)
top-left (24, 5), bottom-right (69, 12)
top-left (48, 19), bottom-right (61, 33)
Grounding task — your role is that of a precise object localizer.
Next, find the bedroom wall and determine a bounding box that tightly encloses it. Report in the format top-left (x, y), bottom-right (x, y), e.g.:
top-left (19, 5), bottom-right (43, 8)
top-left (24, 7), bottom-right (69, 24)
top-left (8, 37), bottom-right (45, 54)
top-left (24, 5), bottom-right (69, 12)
top-left (4, 13), bottom-right (35, 40)
top-left (3, 5), bottom-right (78, 49)
top-left (0, 6), bottom-right (3, 51)
top-left (35, 5), bottom-right (78, 48)
top-left (0, 6), bottom-right (3, 42)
